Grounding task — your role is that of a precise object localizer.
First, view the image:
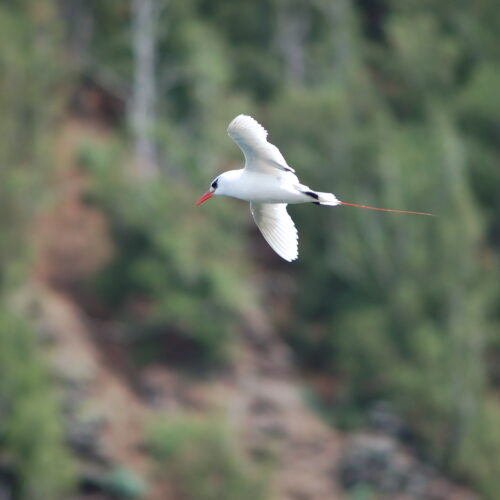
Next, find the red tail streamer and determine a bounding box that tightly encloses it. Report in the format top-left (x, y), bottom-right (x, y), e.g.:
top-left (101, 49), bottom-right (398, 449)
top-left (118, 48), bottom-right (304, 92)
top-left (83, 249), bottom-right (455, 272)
top-left (341, 201), bottom-right (434, 216)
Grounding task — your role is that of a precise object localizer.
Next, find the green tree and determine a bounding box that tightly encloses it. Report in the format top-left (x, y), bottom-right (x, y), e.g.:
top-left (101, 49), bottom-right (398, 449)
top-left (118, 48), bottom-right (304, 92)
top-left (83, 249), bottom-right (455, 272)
top-left (0, 3), bottom-right (75, 498)
top-left (0, 310), bottom-right (74, 499)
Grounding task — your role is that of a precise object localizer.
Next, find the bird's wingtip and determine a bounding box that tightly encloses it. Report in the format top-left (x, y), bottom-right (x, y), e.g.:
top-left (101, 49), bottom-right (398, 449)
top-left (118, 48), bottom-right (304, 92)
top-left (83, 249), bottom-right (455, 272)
top-left (282, 250), bottom-right (299, 262)
top-left (227, 114), bottom-right (268, 139)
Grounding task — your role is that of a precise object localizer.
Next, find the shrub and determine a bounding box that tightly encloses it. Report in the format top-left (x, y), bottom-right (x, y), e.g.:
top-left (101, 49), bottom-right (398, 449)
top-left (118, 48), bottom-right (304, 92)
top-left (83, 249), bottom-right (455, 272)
top-left (147, 415), bottom-right (269, 500)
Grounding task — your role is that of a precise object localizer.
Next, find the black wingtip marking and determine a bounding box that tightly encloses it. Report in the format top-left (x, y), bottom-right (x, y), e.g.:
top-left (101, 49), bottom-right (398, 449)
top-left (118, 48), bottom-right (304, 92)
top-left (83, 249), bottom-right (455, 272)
top-left (270, 160), bottom-right (295, 173)
top-left (304, 191), bottom-right (319, 200)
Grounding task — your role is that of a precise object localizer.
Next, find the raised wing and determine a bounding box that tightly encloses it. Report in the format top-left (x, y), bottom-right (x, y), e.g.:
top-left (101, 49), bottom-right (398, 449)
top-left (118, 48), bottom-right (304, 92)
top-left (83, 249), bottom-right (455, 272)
top-left (228, 115), bottom-right (295, 174)
top-left (250, 202), bottom-right (298, 262)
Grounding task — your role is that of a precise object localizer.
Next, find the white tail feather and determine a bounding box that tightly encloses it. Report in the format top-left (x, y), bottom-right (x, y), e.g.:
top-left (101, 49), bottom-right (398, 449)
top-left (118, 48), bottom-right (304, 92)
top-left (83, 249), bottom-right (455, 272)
top-left (316, 192), bottom-right (341, 206)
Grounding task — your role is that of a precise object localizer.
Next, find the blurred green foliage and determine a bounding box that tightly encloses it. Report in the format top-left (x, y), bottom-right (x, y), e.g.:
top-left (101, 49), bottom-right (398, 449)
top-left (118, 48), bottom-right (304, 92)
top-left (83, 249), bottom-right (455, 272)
top-left (0, 2), bottom-right (75, 498)
top-left (98, 467), bottom-right (148, 499)
top-left (147, 415), bottom-right (269, 500)
top-left (0, 308), bottom-right (75, 499)
top-left (1, 0), bottom-right (499, 498)
top-left (79, 138), bottom-right (253, 368)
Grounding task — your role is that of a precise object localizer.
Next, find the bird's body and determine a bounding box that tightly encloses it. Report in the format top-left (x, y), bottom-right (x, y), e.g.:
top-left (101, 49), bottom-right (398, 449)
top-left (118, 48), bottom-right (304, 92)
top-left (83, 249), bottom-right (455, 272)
top-left (212, 168), bottom-right (332, 205)
top-left (196, 114), bottom-right (432, 262)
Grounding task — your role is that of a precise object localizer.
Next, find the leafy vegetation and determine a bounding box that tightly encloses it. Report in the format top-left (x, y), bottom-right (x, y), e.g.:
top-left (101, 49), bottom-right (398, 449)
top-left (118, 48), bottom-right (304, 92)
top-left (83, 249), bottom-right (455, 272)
top-left (0, 3), bottom-right (75, 498)
top-left (147, 415), bottom-right (269, 500)
top-left (1, 0), bottom-right (499, 498)
top-left (0, 309), bottom-right (75, 499)
top-left (80, 138), bottom-right (253, 368)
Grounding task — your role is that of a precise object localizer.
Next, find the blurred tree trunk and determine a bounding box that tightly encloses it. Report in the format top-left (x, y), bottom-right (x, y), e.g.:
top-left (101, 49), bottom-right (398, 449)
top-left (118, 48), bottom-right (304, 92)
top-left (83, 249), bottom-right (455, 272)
top-left (61, 0), bottom-right (93, 67)
top-left (131, 0), bottom-right (160, 176)
top-left (325, 0), bottom-right (354, 81)
top-left (275, 0), bottom-right (309, 86)
top-left (318, 0), bottom-right (358, 176)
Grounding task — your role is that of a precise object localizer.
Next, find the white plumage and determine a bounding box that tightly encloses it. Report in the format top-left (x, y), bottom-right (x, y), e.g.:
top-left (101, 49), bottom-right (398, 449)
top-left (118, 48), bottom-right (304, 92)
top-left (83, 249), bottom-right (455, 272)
top-left (196, 114), bottom-right (339, 261)
top-left (227, 115), bottom-right (295, 174)
top-left (195, 114), bottom-right (431, 262)
top-left (250, 202), bottom-right (298, 262)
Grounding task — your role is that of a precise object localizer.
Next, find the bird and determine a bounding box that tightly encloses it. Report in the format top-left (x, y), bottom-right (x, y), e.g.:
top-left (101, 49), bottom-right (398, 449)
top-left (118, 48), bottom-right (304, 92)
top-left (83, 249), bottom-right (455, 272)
top-left (195, 114), bottom-right (432, 262)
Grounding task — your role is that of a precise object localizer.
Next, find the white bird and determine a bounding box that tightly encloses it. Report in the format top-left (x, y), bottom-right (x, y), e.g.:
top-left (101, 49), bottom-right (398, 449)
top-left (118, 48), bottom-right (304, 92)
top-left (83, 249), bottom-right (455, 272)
top-left (196, 114), bottom-right (432, 262)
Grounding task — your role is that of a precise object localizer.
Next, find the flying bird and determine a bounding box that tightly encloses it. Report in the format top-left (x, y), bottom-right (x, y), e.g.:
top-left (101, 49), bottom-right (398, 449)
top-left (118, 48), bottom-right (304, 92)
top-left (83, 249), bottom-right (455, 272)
top-left (196, 114), bottom-right (432, 262)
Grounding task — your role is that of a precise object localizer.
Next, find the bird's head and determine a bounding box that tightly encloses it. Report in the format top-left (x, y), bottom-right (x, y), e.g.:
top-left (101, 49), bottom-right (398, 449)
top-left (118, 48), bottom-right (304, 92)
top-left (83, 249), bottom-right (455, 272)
top-left (195, 175), bottom-right (221, 206)
top-left (195, 170), bottom-right (241, 206)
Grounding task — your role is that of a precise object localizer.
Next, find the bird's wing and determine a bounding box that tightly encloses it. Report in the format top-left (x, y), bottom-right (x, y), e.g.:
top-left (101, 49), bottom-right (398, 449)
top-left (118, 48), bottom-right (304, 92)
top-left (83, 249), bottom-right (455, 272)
top-left (250, 202), bottom-right (298, 262)
top-left (228, 115), bottom-right (295, 174)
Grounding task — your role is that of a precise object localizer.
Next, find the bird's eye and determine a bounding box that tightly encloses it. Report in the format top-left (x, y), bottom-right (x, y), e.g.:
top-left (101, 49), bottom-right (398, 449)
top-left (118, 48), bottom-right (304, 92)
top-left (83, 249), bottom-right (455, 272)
top-left (211, 180), bottom-right (218, 189)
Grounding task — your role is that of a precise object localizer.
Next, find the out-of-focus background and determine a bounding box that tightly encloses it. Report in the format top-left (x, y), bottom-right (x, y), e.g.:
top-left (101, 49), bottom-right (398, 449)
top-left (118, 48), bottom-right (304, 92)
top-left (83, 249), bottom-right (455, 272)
top-left (0, 0), bottom-right (499, 499)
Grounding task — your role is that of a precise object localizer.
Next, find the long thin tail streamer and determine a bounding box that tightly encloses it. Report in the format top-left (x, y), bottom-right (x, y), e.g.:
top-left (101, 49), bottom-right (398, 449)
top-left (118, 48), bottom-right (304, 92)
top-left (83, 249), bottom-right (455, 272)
top-left (341, 201), bottom-right (434, 216)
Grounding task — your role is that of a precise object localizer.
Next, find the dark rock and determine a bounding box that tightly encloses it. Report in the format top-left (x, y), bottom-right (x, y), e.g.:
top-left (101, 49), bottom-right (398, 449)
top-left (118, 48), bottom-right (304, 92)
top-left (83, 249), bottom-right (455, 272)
top-left (0, 465), bottom-right (16, 500)
top-left (368, 400), bottom-right (404, 437)
top-left (339, 433), bottom-right (426, 495)
top-left (67, 416), bottom-right (110, 464)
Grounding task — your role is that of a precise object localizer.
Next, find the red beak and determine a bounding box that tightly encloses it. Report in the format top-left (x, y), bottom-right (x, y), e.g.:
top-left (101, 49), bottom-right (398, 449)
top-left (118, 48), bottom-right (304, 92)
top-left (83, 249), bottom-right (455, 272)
top-left (195, 190), bottom-right (214, 206)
